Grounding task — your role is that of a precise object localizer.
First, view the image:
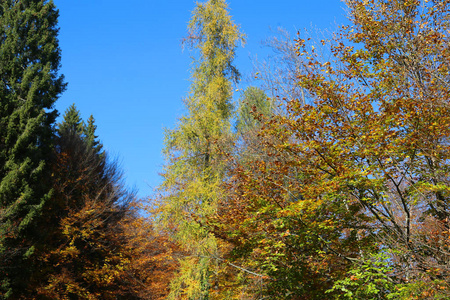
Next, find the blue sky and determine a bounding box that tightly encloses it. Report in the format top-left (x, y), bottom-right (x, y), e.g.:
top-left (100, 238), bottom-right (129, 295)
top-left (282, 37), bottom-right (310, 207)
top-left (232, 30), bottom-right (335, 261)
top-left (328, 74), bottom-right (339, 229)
top-left (52, 0), bottom-right (348, 198)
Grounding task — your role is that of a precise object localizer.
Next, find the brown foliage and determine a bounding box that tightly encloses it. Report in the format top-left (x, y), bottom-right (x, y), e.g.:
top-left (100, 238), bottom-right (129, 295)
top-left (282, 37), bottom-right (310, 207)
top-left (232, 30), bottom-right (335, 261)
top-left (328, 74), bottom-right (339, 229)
top-left (209, 0), bottom-right (450, 298)
top-left (29, 131), bottom-right (178, 299)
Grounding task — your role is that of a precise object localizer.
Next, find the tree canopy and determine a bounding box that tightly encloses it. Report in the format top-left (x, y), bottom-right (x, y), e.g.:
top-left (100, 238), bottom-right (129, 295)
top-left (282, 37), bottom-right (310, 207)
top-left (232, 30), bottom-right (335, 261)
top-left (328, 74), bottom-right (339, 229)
top-left (2, 0), bottom-right (450, 299)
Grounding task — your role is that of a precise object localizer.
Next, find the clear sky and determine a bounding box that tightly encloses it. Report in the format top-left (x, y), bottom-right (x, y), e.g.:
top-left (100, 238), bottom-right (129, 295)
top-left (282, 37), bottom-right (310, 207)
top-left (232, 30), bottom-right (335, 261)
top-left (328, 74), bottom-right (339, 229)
top-left (52, 0), bottom-right (349, 199)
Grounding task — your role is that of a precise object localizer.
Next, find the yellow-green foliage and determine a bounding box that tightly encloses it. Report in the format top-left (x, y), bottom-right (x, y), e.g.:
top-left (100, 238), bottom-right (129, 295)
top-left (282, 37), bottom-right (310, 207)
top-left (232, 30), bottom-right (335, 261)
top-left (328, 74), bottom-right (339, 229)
top-left (159, 0), bottom-right (244, 298)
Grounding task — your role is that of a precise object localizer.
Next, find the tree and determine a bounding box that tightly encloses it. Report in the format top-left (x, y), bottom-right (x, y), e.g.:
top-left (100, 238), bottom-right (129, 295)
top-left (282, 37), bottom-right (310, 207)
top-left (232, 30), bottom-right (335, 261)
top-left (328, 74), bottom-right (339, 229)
top-left (210, 131), bottom-right (365, 299)
top-left (211, 0), bottom-right (450, 298)
top-left (323, 0), bottom-right (450, 295)
top-left (85, 114), bottom-right (103, 155)
top-left (158, 0), bottom-right (244, 298)
top-left (0, 0), bottom-right (66, 297)
top-left (252, 28), bottom-right (311, 110)
top-left (235, 86), bottom-right (271, 134)
top-left (120, 205), bottom-right (181, 300)
top-left (57, 105), bottom-right (103, 156)
top-left (35, 108), bottom-right (143, 299)
top-left (57, 103), bottom-right (85, 136)
top-left (20, 104), bottom-right (177, 299)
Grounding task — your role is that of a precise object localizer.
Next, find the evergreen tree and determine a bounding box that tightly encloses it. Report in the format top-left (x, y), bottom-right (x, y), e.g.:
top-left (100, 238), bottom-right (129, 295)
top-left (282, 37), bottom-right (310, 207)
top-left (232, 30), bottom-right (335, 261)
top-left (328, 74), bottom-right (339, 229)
top-left (85, 114), bottom-right (103, 155)
top-left (236, 86), bottom-right (271, 134)
top-left (57, 103), bottom-right (85, 137)
top-left (159, 0), bottom-right (243, 298)
top-left (0, 0), bottom-right (65, 298)
top-left (56, 105), bottom-right (103, 155)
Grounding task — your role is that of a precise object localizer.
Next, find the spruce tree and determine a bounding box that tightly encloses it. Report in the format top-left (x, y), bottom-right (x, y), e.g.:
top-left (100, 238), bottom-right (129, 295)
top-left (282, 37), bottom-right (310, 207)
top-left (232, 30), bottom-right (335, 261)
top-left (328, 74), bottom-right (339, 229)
top-left (57, 103), bottom-right (85, 137)
top-left (85, 114), bottom-right (103, 155)
top-left (159, 0), bottom-right (243, 298)
top-left (0, 0), bottom-right (65, 297)
top-left (57, 105), bottom-right (103, 156)
top-left (236, 86), bottom-right (271, 134)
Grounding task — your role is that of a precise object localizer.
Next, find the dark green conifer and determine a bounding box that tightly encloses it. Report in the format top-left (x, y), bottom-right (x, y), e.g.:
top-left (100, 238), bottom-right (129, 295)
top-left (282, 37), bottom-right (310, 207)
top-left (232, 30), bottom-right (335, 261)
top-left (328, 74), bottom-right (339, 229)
top-left (57, 105), bottom-right (103, 156)
top-left (57, 103), bottom-right (85, 136)
top-left (0, 0), bottom-right (65, 298)
top-left (85, 114), bottom-right (103, 155)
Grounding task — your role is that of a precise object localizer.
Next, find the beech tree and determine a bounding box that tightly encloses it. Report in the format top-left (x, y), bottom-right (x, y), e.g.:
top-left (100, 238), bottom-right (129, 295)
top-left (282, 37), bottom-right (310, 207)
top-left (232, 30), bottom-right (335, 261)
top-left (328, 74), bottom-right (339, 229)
top-left (35, 107), bottom-right (129, 298)
top-left (36, 106), bottom-right (174, 299)
top-left (120, 206), bottom-right (180, 300)
top-left (0, 0), bottom-right (66, 297)
top-left (158, 0), bottom-right (244, 298)
top-left (210, 0), bottom-right (450, 298)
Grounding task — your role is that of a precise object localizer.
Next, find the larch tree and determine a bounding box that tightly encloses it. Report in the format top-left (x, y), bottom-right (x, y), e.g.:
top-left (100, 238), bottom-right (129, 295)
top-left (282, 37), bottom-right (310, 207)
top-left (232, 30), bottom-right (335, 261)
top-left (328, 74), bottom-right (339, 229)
top-left (159, 0), bottom-right (244, 298)
top-left (0, 0), bottom-right (66, 298)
